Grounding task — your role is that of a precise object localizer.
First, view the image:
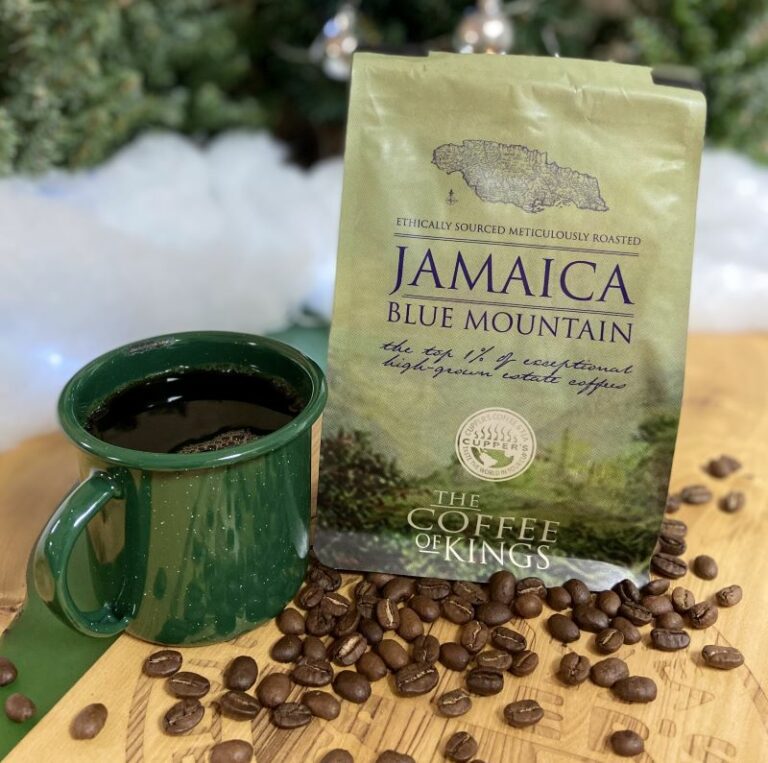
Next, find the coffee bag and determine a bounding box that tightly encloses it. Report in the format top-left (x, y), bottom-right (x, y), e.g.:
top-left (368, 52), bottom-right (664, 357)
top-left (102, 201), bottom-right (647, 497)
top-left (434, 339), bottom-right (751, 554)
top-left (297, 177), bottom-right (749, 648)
top-left (317, 52), bottom-right (706, 586)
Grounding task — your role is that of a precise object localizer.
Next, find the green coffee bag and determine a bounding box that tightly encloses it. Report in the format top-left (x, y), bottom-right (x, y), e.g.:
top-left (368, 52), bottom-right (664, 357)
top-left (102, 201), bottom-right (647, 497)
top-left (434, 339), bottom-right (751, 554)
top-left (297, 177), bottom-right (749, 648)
top-left (317, 52), bottom-right (706, 587)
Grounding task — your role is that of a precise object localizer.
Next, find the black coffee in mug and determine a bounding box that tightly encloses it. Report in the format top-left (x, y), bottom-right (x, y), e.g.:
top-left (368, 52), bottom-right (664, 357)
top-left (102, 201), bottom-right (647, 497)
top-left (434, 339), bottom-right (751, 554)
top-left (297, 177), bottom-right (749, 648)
top-left (86, 368), bottom-right (305, 454)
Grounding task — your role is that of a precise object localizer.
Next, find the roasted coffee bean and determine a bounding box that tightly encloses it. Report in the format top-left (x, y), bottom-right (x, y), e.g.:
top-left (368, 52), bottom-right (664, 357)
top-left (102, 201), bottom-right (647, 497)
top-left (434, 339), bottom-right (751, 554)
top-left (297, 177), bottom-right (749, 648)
top-left (610, 730), bottom-right (645, 757)
top-left (689, 600), bottom-right (719, 629)
top-left (453, 580), bottom-right (488, 605)
top-left (617, 602), bottom-right (653, 627)
top-left (466, 667), bottom-right (504, 696)
top-left (445, 731), bottom-right (478, 762)
top-left (272, 634), bottom-right (303, 663)
top-left (706, 454), bottom-right (741, 479)
top-left (611, 676), bottom-right (657, 703)
top-left (219, 690), bottom-right (261, 720)
top-left (167, 671), bottom-right (210, 699)
top-left (416, 577), bottom-right (451, 600)
top-left (4, 693), bottom-right (35, 723)
top-left (276, 607), bottom-right (305, 636)
top-left (143, 649), bottom-right (182, 677)
top-left (611, 616), bottom-right (641, 645)
top-left (436, 688), bottom-right (472, 717)
top-left (681, 484), bottom-right (712, 504)
top-left (409, 595), bottom-right (441, 623)
top-left (720, 490), bottom-right (746, 513)
top-left (590, 657), bottom-right (629, 688)
top-left (359, 617), bottom-right (385, 645)
top-left (440, 642), bottom-right (471, 671)
top-left (657, 534), bottom-right (687, 556)
top-left (357, 651), bottom-right (388, 681)
top-left (596, 590), bottom-right (621, 617)
top-left (642, 578), bottom-right (670, 596)
top-left (595, 628), bottom-right (624, 654)
top-left (666, 494), bottom-right (682, 514)
top-left (333, 670), bottom-right (371, 703)
top-left (305, 607), bottom-right (336, 636)
top-left (320, 750), bottom-right (354, 763)
top-left (395, 661), bottom-right (439, 696)
top-left (651, 628), bottom-right (690, 651)
top-left (303, 635), bottom-right (328, 660)
top-left (547, 613), bottom-right (580, 643)
top-left (642, 594), bottom-right (673, 616)
top-left (517, 577), bottom-right (547, 599)
top-left (70, 703), bottom-right (107, 740)
top-left (358, 595), bottom-right (379, 620)
top-left (333, 609), bottom-right (361, 638)
top-left (656, 611), bottom-right (685, 630)
top-left (477, 600), bottom-right (513, 624)
top-left (292, 658), bottom-right (334, 687)
top-left (256, 672), bottom-right (292, 707)
top-left (702, 645), bottom-right (744, 670)
top-left (546, 586), bottom-right (572, 611)
top-left (563, 578), bottom-right (591, 606)
top-left (210, 740), bottom-right (254, 763)
top-left (367, 571), bottom-right (396, 588)
top-left (397, 607), bottom-right (424, 641)
top-left (509, 650), bottom-right (539, 677)
top-left (0, 657), bottom-right (17, 687)
top-left (356, 579), bottom-right (378, 598)
top-left (492, 626), bottom-right (527, 652)
top-left (503, 699), bottom-right (544, 728)
top-left (328, 633), bottom-right (367, 666)
top-left (488, 570), bottom-right (516, 604)
top-left (671, 586), bottom-right (696, 613)
top-left (513, 594), bottom-right (542, 620)
top-left (163, 698), bottom-right (203, 735)
top-left (301, 689), bottom-right (340, 720)
top-left (298, 583), bottom-right (325, 609)
top-left (382, 577), bottom-right (415, 603)
top-left (716, 584), bottom-right (743, 607)
top-left (377, 639), bottom-right (410, 672)
top-left (308, 563), bottom-right (341, 592)
top-left (572, 604), bottom-right (610, 632)
top-left (693, 555), bottom-right (718, 580)
top-left (613, 579), bottom-right (641, 604)
top-left (224, 655), bottom-right (258, 691)
top-left (460, 620), bottom-right (489, 653)
top-left (411, 634), bottom-right (440, 664)
top-left (321, 592), bottom-right (351, 618)
top-left (651, 552), bottom-right (687, 579)
top-left (557, 653), bottom-right (590, 685)
top-left (376, 752), bottom-right (414, 763)
top-left (475, 650), bottom-right (512, 671)
top-left (661, 517), bottom-right (688, 539)
top-left (443, 595), bottom-right (475, 624)
top-left (376, 598), bottom-right (400, 631)
top-left (272, 701), bottom-right (312, 729)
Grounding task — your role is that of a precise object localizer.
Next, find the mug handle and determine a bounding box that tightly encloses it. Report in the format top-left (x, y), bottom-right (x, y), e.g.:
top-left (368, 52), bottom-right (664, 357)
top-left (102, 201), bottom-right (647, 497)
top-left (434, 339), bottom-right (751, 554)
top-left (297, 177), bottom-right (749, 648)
top-left (32, 470), bottom-right (131, 637)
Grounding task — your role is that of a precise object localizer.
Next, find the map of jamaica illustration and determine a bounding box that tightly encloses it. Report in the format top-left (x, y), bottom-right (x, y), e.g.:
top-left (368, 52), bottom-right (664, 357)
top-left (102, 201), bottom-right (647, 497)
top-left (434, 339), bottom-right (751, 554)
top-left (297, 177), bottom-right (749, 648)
top-left (432, 139), bottom-right (608, 214)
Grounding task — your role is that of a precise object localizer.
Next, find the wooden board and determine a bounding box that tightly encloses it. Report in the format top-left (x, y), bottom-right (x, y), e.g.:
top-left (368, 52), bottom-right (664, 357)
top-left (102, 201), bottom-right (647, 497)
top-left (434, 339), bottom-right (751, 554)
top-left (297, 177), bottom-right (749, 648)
top-left (4, 334), bottom-right (768, 762)
top-left (0, 432), bottom-right (77, 634)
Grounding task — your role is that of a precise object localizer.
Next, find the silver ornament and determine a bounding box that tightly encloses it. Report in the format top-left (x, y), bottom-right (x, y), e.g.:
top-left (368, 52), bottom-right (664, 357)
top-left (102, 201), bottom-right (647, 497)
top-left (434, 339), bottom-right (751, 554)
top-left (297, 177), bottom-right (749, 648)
top-left (454, 0), bottom-right (514, 55)
top-left (310, 2), bottom-right (362, 81)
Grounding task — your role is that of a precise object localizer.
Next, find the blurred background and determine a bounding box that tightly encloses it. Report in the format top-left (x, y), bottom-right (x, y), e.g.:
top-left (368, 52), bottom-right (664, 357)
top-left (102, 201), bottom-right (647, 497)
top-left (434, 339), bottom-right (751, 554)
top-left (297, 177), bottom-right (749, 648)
top-left (0, 0), bottom-right (766, 447)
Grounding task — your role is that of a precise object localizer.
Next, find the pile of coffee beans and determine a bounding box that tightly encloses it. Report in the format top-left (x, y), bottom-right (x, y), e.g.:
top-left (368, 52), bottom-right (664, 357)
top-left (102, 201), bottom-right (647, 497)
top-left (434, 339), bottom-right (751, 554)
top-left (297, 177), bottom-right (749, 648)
top-left (11, 452), bottom-right (739, 760)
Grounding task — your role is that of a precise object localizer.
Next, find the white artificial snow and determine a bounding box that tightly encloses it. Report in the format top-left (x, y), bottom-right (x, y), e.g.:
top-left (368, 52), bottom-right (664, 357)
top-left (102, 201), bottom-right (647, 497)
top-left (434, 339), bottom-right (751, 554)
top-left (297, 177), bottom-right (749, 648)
top-left (0, 133), bottom-right (765, 448)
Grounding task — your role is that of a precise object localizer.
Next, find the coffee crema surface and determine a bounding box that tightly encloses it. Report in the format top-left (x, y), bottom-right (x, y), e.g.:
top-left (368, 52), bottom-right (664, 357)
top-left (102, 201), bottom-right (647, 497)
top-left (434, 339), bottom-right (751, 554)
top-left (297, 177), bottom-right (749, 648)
top-left (86, 368), bottom-right (304, 454)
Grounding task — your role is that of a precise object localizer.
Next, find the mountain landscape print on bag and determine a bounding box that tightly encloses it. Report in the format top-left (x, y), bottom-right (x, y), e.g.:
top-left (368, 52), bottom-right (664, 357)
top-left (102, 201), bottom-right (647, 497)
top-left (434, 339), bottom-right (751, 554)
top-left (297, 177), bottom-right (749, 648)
top-left (432, 139), bottom-right (608, 213)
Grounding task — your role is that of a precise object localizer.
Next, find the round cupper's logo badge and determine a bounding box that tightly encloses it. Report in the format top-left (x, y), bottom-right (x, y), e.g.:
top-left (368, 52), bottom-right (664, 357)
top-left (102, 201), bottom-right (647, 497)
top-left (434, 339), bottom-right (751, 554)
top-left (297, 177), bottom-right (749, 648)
top-left (455, 408), bottom-right (536, 481)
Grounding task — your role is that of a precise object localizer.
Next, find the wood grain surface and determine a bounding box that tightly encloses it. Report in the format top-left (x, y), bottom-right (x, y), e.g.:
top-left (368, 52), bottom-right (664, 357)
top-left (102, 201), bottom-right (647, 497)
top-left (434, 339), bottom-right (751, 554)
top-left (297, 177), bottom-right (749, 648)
top-left (3, 334), bottom-right (768, 762)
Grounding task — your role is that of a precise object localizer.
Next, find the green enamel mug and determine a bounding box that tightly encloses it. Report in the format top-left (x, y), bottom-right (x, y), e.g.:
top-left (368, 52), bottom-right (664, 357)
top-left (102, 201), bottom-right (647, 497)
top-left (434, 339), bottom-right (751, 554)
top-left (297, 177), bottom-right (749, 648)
top-left (31, 332), bottom-right (326, 645)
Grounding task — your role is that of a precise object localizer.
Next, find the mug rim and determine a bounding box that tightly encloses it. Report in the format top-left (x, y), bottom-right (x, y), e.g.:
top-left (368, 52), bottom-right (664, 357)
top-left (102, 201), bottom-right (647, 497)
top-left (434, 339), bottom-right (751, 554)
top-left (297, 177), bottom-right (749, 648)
top-left (58, 331), bottom-right (327, 471)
